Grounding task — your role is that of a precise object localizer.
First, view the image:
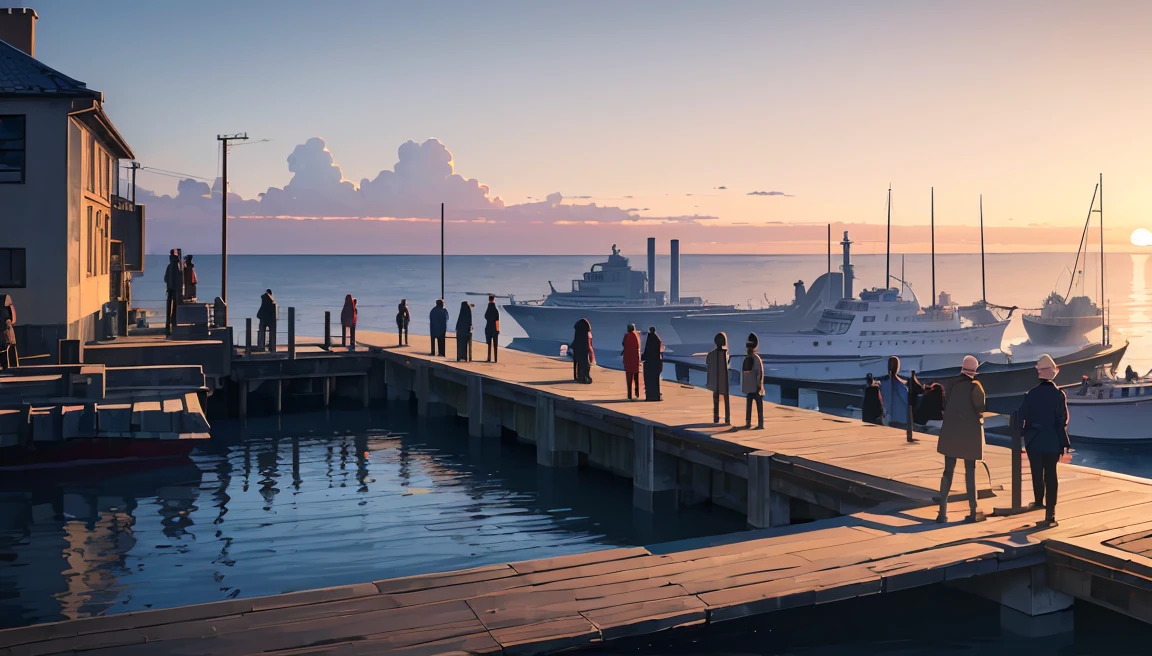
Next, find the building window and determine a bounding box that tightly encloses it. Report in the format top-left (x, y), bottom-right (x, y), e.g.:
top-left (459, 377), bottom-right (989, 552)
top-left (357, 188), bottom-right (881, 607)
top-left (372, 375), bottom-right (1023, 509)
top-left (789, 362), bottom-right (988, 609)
top-left (87, 207), bottom-right (94, 276)
top-left (0, 248), bottom-right (26, 287)
top-left (0, 115), bottom-right (26, 184)
top-left (86, 133), bottom-right (95, 192)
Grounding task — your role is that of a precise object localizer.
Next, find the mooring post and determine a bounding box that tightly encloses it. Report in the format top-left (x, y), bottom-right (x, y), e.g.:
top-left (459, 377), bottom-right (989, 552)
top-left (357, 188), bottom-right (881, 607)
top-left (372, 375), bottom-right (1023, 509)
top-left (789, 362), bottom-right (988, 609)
top-left (747, 450), bottom-right (776, 528)
top-left (906, 372), bottom-right (916, 443)
top-left (324, 311), bottom-right (331, 351)
top-left (632, 420), bottom-right (677, 512)
top-left (287, 307), bottom-right (296, 360)
top-left (245, 318), bottom-right (252, 357)
top-left (993, 410), bottom-right (1026, 516)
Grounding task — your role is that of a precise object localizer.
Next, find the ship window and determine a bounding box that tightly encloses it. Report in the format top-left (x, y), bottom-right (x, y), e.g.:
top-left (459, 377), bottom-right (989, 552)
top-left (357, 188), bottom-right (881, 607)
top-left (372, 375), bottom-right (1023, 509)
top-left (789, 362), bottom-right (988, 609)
top-left (863, 316), bottom-right (876, 323)
top-left (812, 341), bottom-right (819, 347)
top-left (826, 340), bottom-right (832, 345)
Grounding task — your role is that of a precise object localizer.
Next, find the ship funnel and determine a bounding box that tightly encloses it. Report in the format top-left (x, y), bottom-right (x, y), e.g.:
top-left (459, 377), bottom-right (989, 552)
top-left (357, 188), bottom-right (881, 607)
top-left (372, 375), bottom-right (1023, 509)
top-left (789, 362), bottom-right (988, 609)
top-left (670, 239), bottom-right (680, 304)
top-left (647, 237), bottom-right (656, 298)
top-left (794, 280), bottom-right (806, 304)
top-left (840, 231), bottom-right (854, 299)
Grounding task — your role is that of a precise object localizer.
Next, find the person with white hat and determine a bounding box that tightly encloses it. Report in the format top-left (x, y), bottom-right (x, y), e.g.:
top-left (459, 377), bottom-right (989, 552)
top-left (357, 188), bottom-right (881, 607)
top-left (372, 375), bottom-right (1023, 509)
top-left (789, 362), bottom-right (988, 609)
top-left (741, 333), bottom-right (765, 429)
top-left (1017, 353), bottom-right (1070, 526)
top-left (935, 355), bottom-right (986, 523)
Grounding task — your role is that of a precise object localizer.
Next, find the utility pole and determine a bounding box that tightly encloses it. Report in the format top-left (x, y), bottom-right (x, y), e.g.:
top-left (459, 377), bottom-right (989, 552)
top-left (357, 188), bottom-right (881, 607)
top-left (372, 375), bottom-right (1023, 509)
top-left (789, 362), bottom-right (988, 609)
top-left (217, 133), bottom-right (248, 326)
top-left (440, 203), bottom-right (445, 300)
top-left (129, 161), bottom-right (141, 203)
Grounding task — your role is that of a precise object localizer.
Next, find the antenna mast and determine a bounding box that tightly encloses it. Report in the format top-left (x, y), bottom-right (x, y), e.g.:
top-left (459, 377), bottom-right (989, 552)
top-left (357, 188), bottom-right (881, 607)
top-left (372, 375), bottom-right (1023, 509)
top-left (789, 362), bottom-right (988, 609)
top-left (979, 195), bottom-right (986, 303)
top-left (1099, 173), bottom-right (1107, 346)
top-left (930, 187), bottom-right (936, 306)
top-left (885, 185), bottom-right (892, 289)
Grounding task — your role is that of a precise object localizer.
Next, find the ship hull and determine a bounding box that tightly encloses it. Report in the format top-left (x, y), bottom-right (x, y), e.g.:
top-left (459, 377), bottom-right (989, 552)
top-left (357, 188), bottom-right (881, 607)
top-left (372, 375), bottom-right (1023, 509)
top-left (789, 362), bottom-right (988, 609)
top-left (503, 304), bottom-right (728, 344)
top-left (1066, 396), bottom-right (1152, 441)
top-left (1022, 314), bottom-right (1102, 346)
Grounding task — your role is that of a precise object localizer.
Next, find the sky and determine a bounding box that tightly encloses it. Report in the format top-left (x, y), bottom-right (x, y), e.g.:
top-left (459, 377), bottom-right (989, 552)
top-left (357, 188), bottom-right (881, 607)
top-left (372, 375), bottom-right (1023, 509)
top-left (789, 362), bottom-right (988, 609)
top-left (25, 0), bottom-right (1152, 254)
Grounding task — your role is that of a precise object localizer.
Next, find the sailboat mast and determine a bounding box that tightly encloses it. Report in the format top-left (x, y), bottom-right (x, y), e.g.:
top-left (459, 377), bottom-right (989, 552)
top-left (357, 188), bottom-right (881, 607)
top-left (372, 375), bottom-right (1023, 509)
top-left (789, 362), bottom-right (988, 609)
top-left (979, 195), bottom-right (986, 303)
top-left (827, 223), bottom-right (832, 303)
top-left (1099, 172), bottom-right (1106, 345)
top-left (886, 185), bottom-right (892, 289)
top-left (930, 187), bottom-right (936, 306)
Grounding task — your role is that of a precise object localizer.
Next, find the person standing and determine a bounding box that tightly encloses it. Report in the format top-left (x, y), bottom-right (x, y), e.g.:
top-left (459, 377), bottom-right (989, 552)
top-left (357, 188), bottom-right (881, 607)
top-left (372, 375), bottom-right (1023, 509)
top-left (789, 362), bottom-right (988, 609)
top-left (641, 327), bottom-right (663, 400)
top-left (0, 295), bottom-right (17, 369)
top-left (935, 355), bottom-right (986, 524)
top-left (396, 299), bottom-right (410, 346)
top-left (163, 250), bottom-right (184, 337)
top-left (571, 318), bottom-right (594, 384)
top-left (340, 294), bottom-right (357, 349)
top-left (484, 295), bottom-right (501, 363)
top-left (622, 324), bottom-right (641, 400)
top-left (741, 333), bottom-right (764, 429)
top-left (705, 332), bottom-right (730, 424)
top-left (1018, 354), bottom-right (1070, 526)
top-left (880, 356), bottom-right (909, 429)
top-left (429, 300), bottom-right (449, 357)
top-left (182, 254), bottom-right (197, 302)
top-left (862, 373), bottom-right (884, 425)
top-left (456, 301), bottom-right (474, 362)
top-left (257, 289), bottom-right (277, 352)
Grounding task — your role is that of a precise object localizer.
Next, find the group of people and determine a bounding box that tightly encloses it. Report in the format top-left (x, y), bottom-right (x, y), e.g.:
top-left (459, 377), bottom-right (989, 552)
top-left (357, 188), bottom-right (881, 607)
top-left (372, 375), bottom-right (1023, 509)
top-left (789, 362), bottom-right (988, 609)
top-left (162, 249), bottom-right (198, 336)
top-left (862, 353), bottom-right (1071, 526)
top-left (703, 331), bottom-right (765, 429)
top-left (422, 296), bottom-right (501, 363)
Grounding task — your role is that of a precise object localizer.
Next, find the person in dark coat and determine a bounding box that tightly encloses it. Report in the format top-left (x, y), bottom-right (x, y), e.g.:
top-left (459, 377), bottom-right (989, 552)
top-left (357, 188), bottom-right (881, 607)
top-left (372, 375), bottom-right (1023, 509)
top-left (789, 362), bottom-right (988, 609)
top-left (456, 301), bottom-right (473, 362)
top-left (862, 373), bottom-right (884, 425)
top-left (741, 333), bottom-right (764, 429)
top-left (484, 295), bottom-right (500, 363)
top-left (0, 295), bottom-right (17, 369)
top-left (641, 327), bottom-right (663, 400)
top-left (396, 299), bottom-right (410, 346)
top-left (429, 300), bottom-right (449, 357)
top-left (163, 250), bottom-right (184, 336)
top-left (705, 332), bottom-right (730, 424)
top-left (1126, 365), bottom-right (1139, 383)
top-left (1018, 354), bottom-right (1071, 525)
top-left (256, 289), bottom-right (277, 351)
top-left (915, 382), bottom-right (945, 425)
top-left (340, 294), bottom-right (357, 349)
top-left (908, 371), bottom-right (925, 420)
top-left (182, 254), bottom-right (197, 301)
top-left (622, 323), bottom-right (642, 400)
top-left (571, 318), bottom-right (594, 384)
top-left (881, 356), bottom-right (909, 429)
top-left (935, 355), bottom-right (986, 524)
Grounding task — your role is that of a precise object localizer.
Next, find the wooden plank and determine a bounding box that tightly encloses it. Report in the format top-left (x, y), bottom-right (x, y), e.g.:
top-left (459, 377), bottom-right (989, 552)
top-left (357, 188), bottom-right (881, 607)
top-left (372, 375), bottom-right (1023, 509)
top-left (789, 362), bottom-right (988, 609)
top-left (508, 546), bottom-right (649, 575)
top-left (582, 595), bottom-right (707, 641)
top-left (489, 615), bottom-right (600, 656)
top-left (373, 563), bottom-right (517, 594)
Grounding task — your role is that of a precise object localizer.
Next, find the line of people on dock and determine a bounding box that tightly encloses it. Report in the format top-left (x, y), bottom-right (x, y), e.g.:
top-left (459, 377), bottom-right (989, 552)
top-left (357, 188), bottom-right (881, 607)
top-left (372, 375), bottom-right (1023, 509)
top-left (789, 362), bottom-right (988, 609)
top-left (861, 352), bottom-right (1070, 527)
top-left (419, 295), bottom-right (501, 363)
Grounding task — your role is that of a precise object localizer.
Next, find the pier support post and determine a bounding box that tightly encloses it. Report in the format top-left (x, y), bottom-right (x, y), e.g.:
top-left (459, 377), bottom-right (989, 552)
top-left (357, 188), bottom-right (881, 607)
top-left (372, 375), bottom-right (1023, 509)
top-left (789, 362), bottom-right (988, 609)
top-left (238, 381), bottom-right (248, 418)
top-left (324, 311), bottom-right (331, 351)
top-left (466, 376), bottom-right (499, 438)
top-left (274, 379), bottom-right (283, 414)
top-left (384, 359), bottom-right (409, 401)
top-left (287, 307), bottom-right (296, 360)
top-left (323, 377), bottom-right (331, 408)
top-left (535, 393), bottom-right (577, 467)
top-left (361, 373), bottom-right (370, 408)
top-left (632, 420), bottom-right (677, 512)
top-left (416, 365), bottom-right (430, 416)
top-left (747, 450), bottom-right (789, 528)
top-left (245, 318), bottom-right (252, 357)
top-left (949, 565), bottom-right (1073, 617)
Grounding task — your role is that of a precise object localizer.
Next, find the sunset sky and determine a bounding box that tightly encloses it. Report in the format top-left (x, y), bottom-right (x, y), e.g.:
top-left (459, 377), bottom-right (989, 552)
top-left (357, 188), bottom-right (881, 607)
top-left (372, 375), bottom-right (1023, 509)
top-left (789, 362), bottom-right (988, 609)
top-left (27, 0), bottom-right (1152, 253)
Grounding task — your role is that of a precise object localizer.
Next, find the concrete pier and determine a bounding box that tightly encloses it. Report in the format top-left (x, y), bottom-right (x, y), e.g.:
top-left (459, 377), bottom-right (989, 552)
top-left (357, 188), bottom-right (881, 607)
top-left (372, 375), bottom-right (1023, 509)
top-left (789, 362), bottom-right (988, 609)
top-left (6, 330), bottom-right (1152, 655)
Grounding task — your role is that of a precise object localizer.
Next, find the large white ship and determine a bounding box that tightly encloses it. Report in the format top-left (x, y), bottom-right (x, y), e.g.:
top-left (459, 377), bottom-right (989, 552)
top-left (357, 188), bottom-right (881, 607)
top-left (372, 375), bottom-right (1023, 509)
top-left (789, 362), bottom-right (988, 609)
top-left (502, 240), bottom-right (733, 343)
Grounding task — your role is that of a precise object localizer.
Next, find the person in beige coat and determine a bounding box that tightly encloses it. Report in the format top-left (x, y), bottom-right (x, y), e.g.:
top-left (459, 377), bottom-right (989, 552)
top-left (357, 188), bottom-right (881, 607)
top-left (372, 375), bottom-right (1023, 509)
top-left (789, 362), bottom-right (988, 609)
top-left (936, 355), bottom-right (986, 523)
top-left (741, 333), bottom-right (765, 430)
top-left (705, 332), bottom-right (730, 424)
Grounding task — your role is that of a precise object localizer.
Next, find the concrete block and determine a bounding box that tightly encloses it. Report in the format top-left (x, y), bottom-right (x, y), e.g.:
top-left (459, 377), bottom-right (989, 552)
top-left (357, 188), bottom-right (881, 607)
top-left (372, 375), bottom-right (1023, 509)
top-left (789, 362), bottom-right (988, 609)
top-left (949, 564), bottom-right (1073, 617)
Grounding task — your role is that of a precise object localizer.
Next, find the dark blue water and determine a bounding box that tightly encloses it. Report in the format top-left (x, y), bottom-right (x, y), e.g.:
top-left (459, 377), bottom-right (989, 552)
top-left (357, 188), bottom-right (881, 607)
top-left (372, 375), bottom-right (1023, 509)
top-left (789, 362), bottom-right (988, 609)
top-left (0, 408), bottom-right (742, 629)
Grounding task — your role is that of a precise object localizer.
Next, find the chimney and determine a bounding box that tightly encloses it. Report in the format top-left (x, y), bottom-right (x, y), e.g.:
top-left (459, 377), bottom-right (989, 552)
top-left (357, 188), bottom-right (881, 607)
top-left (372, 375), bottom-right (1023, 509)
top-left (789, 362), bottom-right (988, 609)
top-left (0, 8), bottom-right (37, 57)
top-left (794, 280), bottom-right (806, 304)
top-left (840, 231), bottom-right (854, 300)
top-left (669, 239), bottom-right (680, 304)
top-left (647, 237), bottom-right (656, 299)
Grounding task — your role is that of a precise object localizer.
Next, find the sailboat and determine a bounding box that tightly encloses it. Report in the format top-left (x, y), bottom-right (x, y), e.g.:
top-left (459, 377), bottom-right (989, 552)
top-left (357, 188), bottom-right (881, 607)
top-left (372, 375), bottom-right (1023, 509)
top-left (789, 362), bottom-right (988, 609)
top-left (1022, 179), bottom-right (1106, 346)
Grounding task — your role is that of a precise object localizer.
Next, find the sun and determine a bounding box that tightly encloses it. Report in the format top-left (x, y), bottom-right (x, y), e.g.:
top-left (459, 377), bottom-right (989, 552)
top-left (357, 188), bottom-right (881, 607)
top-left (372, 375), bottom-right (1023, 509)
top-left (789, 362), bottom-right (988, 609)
top-left (1132, 228), bottom-right (1152, 247)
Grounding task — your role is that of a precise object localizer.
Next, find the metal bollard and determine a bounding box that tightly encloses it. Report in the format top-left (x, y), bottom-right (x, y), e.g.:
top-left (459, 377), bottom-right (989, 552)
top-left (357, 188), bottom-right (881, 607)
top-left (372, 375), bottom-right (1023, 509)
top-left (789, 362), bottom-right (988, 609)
top-left (324, 311), bottom-right (331, 351)
top-left (992, 409), bottom-right (1026, 516)
top-left (286, 307), bottom-right (296, 359)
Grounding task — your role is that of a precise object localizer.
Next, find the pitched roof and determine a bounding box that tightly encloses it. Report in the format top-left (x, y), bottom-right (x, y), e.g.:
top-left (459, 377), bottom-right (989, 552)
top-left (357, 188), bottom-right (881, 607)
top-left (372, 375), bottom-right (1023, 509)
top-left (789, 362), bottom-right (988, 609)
top-left (0, 37), bottom-right (98, 97)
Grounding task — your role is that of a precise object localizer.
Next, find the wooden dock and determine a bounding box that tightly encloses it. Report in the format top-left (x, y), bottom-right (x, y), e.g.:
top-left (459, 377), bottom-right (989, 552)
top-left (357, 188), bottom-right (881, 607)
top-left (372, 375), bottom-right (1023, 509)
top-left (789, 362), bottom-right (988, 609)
top-left (3, 331), bottom-right (1152, 655)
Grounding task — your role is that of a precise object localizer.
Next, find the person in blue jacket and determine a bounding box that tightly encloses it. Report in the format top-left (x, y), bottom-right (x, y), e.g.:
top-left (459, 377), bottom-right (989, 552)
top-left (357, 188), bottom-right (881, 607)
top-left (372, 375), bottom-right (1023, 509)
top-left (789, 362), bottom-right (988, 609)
top-left (429, 299), bottom-right (449, 357)
top-left (1017, 353), bottom-right (1070, 526)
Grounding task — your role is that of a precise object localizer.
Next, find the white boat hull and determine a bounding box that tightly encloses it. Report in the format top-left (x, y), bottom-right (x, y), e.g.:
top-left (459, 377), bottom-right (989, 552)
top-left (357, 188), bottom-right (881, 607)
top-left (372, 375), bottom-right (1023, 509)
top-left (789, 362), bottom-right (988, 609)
top-left (504, 304), bottom-right (719, 344)
top-left (1067, 396), bottom-right (1152, 441)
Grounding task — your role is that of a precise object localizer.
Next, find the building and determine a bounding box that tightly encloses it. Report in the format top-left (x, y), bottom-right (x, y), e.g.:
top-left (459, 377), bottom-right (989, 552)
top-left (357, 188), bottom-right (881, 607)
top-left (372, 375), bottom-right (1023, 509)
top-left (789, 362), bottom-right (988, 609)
top-left (0, 8), bottom-right (144, 357)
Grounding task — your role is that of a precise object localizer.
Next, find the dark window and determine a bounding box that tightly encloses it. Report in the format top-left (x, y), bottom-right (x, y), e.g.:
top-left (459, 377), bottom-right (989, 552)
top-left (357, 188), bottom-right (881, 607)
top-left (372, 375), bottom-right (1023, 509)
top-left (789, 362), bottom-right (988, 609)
top-left (0, 115), bottom-right (26, 184)
top-left (0, 248), bottom-right (26, 287)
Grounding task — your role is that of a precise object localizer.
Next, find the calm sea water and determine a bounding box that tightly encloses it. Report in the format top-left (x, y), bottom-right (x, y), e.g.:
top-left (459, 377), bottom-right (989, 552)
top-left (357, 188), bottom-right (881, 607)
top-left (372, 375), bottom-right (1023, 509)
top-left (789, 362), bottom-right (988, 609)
top-left (133, 252), bottom-right (1152, 373)
top-left (0, 409), bottom-right (742, 629)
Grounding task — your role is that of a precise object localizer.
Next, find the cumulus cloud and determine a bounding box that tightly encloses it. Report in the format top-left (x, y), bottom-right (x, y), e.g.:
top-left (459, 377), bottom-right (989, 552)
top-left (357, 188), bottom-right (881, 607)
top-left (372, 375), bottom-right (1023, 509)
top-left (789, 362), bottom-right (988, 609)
top-left (747, 190), bottom-right (792, 197)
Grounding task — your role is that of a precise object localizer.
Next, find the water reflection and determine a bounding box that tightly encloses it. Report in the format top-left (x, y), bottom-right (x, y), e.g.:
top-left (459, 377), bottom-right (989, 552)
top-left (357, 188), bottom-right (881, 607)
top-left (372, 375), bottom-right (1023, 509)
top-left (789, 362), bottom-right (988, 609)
top-left (0, 408), bottom-right (742, 629)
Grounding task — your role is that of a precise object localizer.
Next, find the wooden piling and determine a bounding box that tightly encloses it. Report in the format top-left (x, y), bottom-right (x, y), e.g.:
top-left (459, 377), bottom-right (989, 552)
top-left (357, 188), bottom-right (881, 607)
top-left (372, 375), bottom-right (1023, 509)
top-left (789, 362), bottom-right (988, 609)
top-left (245, 318), bottom-right (252, 357)
top-left (287, 307), bottom-right (296, 360)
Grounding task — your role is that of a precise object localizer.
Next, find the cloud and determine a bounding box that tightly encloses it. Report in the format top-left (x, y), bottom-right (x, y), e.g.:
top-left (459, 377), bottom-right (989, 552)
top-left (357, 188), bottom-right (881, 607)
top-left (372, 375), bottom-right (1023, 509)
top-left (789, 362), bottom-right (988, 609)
top-left (747, 190), bottom-right (793, 197)
top-left (715, 186), bottom-right (727, 190)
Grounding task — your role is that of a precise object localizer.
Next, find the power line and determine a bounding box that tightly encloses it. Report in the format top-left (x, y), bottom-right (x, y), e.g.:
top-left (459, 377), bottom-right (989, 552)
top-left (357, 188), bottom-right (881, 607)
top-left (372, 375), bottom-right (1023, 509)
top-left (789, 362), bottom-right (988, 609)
top-left (139, 166), bottom-right (215, 182)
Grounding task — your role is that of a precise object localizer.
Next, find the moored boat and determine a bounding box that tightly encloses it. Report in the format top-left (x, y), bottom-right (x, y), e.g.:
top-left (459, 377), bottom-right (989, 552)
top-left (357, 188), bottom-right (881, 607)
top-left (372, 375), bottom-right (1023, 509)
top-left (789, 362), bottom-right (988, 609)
top-left (1066, 367), bottom-right (1152, 441)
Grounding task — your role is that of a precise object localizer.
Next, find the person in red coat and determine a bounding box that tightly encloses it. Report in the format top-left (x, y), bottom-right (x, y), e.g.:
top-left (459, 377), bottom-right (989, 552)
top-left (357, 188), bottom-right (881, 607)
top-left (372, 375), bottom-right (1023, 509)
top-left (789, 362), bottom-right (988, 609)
top-left (622, 323), bottom-right (641, 400)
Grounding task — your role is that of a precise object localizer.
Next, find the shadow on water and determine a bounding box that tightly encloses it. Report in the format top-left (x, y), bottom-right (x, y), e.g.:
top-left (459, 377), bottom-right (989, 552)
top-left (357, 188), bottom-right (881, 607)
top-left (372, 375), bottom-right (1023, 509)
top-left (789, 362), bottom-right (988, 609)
top-left (0, 405), bottom-right (743, 629)
top-left (590, 585), bottom-right (1152, 655)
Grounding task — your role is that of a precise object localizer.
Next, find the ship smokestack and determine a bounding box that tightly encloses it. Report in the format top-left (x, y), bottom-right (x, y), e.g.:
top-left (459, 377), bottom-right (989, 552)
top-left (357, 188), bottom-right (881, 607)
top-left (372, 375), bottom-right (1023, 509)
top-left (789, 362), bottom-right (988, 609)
top-left (794, 280), bottom-right (806, 304)
top-left (647, 237), bottom-right (656, 299)
top-left (669, 239), bottom-right (680, 304)
top-left (840, 231), bottom-right (854, 299)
